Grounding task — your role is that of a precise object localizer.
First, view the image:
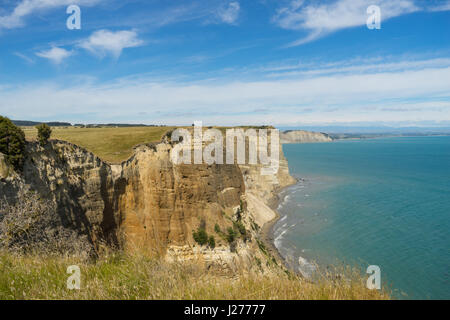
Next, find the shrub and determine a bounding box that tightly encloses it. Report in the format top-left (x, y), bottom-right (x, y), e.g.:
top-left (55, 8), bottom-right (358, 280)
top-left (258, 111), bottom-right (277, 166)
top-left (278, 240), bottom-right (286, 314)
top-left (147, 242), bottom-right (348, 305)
top-left (208, 236), bottom-right (215, 249)
top-left (214, 223), bottom-right (221, 233)
top-left (234, 221), bottom-right (246, 236)
top-left (0, 189), bottom-right (93, 257)
top-left (192, 227), bottom-right (208, 246)
top-left (226, 227), bottom-right (236, 244)
top-left (256, 238), bottom-right (267, 255)
top-left (0, 116), bottom-right (26, 171)
top-left (36, 123), bottom-right (52, 146)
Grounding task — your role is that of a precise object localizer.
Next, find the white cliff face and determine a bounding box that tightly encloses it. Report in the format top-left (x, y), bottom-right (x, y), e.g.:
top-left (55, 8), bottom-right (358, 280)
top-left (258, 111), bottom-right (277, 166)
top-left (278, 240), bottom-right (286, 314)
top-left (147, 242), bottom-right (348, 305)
top-left (280, 130), bottom-right (332, 144)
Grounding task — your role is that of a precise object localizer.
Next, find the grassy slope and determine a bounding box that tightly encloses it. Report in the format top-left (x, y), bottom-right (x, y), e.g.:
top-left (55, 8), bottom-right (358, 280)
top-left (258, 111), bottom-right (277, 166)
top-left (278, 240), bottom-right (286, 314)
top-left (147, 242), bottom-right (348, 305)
top-left (23, 126), bottom-right (173, 163)
top-left (0, 252), bottom-right (390, 300)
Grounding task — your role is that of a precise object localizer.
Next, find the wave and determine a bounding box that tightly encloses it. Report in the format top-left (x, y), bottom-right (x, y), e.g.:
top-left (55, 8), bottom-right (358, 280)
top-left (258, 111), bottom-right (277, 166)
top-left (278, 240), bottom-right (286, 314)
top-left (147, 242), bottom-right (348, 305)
top-left (277, 194), bottom-right (291, 210)
top-left (297, 256), bottom-right (317, 278)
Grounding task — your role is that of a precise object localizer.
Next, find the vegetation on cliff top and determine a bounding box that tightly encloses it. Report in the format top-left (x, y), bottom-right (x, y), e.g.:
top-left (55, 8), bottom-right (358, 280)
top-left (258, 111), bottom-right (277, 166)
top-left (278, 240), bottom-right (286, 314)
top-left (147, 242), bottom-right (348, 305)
top-left (0, 116), bottom-right (26, 171)
top-left (36, 123), bottom-right (52, 147)
top-left (22, 126), bottom-right (173, 163)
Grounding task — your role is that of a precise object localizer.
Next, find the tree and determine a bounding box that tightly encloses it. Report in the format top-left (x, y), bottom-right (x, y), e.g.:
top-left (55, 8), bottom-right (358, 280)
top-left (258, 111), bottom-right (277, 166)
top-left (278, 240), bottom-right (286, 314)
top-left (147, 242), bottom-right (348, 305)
top-left (0, 116), bottom-right (26, 171)
top-left (36, 123), bottom-right (52, 146)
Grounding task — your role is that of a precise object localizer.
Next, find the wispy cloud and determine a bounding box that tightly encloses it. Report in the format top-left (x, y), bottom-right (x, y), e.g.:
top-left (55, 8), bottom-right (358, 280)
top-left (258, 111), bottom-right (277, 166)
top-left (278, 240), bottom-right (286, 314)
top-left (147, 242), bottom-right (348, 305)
top-left (264, 57), bottom-right (450, 78)
top-left (35, 46), bottom-right (72, 64)
top-left (79, 29), bottom-right (144, 58)
top-left (14, 52), bottom-right (35, 64)
top-left (0, 0), bottom-right (102, 30)
top-left (272, 0), bottom-right (420, 46)
top-left (100, 1), bottom-right (242, 29)
top-left (2, 57), bottom-right (449, 125)
top-left (427, 1), bottom-right (450, 12)
top-left (217, 1), bottom-right (240, 24)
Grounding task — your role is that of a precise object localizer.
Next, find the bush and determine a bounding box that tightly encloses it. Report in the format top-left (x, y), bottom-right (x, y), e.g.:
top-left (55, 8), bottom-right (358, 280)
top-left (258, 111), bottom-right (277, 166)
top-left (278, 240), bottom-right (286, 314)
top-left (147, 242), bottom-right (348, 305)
top-left (208, 236), bottom-right (215, 249)
top-left (226, 227), bottom-right (236, 244)
top-left (0, 116), bottom-right (26, 171)
top-left (192, 227), bottom-right (208, 246)
top-left (234, 221), bottom-right (246, 236)
top-left (0, 189), bottom-right (93, 257)
top-left (214, 223), bottom-right (221, 233)
top-left (36, 123), bottom-right (52, 146)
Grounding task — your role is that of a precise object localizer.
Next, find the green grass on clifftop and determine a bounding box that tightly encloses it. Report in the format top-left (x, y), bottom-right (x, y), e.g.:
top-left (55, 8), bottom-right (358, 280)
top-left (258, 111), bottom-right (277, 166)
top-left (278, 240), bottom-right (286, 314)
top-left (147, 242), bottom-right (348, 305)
top-left (23, 126), bottom-right (173, 163)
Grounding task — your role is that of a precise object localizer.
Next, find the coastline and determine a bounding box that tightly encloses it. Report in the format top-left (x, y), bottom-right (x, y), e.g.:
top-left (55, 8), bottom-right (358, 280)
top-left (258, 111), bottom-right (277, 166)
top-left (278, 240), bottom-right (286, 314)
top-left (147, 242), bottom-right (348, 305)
top-left (259, 180), bottom-right (299, 271)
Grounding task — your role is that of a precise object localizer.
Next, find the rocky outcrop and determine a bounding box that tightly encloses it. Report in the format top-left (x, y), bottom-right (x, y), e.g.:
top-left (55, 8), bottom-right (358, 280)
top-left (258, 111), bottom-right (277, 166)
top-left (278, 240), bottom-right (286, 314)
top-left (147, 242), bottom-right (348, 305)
top-left (280, 130), bottom-right (333, 143)
top-left (0, 136), bottom-right (296, 274)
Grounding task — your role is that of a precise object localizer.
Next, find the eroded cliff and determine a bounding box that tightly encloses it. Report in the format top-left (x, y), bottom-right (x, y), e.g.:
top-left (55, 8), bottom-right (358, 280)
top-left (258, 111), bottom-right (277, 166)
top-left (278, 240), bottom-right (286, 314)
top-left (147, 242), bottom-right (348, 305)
top-left (0, 136), bottom-right (296, 274)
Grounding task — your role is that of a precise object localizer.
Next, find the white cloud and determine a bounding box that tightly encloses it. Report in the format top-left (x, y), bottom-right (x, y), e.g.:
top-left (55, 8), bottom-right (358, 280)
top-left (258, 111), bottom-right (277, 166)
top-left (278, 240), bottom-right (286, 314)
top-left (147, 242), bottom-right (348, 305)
top-left (79, 29), bottom-right (144, 58)
top-left (217, 1), bottom-right (240, 24)
top-left (1, 58), bottom-right (449, 125)
top-left (35, 46), bottom-right (72, 64)
top-left (273, 0), bottom-right (419, 46)
top-left (0, 0), bottom-right (102, 30)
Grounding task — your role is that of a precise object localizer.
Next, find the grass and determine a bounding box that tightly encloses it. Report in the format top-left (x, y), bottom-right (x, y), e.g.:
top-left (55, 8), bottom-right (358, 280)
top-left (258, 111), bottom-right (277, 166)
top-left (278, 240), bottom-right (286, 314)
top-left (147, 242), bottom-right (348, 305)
top-left (22, 126), bottom-right (173, 163)
top-left (0, 251), bottom-right (390, 300)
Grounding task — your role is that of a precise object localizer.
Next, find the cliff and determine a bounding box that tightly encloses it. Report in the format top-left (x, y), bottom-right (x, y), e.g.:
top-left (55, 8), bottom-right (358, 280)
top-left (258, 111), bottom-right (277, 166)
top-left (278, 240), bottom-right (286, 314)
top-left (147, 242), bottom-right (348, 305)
top-left (0, 137), bottom-right (296, 274)
top-left (280, 130), bottom-right (333, 143)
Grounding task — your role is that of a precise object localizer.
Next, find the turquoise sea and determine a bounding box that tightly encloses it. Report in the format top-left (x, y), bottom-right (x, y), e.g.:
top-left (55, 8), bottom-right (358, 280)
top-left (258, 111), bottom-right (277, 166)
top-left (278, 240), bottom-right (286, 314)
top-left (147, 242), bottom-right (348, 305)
top-left (274, 136), bottom-right (450, 300)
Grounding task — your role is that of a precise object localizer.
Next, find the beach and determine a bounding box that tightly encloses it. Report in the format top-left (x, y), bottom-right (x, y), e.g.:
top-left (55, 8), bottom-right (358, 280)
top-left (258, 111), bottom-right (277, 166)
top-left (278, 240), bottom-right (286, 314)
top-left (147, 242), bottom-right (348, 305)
top-left (259, 180), bottom-right (299, 271)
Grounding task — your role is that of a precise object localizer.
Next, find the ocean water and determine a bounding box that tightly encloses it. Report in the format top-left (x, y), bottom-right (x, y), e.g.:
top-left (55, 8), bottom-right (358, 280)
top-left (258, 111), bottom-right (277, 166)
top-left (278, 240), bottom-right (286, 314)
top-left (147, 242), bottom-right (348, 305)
top-left (274, 136), bottom-right (450, 300)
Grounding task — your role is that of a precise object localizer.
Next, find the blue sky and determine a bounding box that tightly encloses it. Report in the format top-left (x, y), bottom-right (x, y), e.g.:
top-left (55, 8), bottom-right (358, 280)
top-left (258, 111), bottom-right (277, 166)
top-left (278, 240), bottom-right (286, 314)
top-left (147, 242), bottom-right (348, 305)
top-left (0, 0), bottom-right (450, 126)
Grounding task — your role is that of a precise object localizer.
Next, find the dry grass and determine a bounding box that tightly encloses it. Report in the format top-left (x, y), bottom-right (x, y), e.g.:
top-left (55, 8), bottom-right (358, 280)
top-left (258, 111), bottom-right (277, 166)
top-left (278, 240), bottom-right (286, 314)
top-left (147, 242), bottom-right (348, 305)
top-left (0, 251), bottom-right (390, 300)
top-left (22, 126), bottom-right (173, 163)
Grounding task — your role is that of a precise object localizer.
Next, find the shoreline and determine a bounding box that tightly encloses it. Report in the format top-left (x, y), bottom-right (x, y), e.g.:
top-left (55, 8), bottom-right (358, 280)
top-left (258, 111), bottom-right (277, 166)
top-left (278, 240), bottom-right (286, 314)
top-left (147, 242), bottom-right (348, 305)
top-left (259, 179), bottom-right (299, 272)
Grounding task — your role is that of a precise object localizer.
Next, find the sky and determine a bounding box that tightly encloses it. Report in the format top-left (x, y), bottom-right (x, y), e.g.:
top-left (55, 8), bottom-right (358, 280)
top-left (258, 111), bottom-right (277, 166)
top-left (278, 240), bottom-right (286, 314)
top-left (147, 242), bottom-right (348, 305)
top-left (0, 0), bottom-right (449, 127)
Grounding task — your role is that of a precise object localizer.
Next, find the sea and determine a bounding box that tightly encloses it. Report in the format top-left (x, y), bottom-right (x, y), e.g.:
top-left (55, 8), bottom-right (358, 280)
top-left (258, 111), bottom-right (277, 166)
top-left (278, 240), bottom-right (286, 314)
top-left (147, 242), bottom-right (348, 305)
top-left (274, 136), bottom-right (450, 300)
